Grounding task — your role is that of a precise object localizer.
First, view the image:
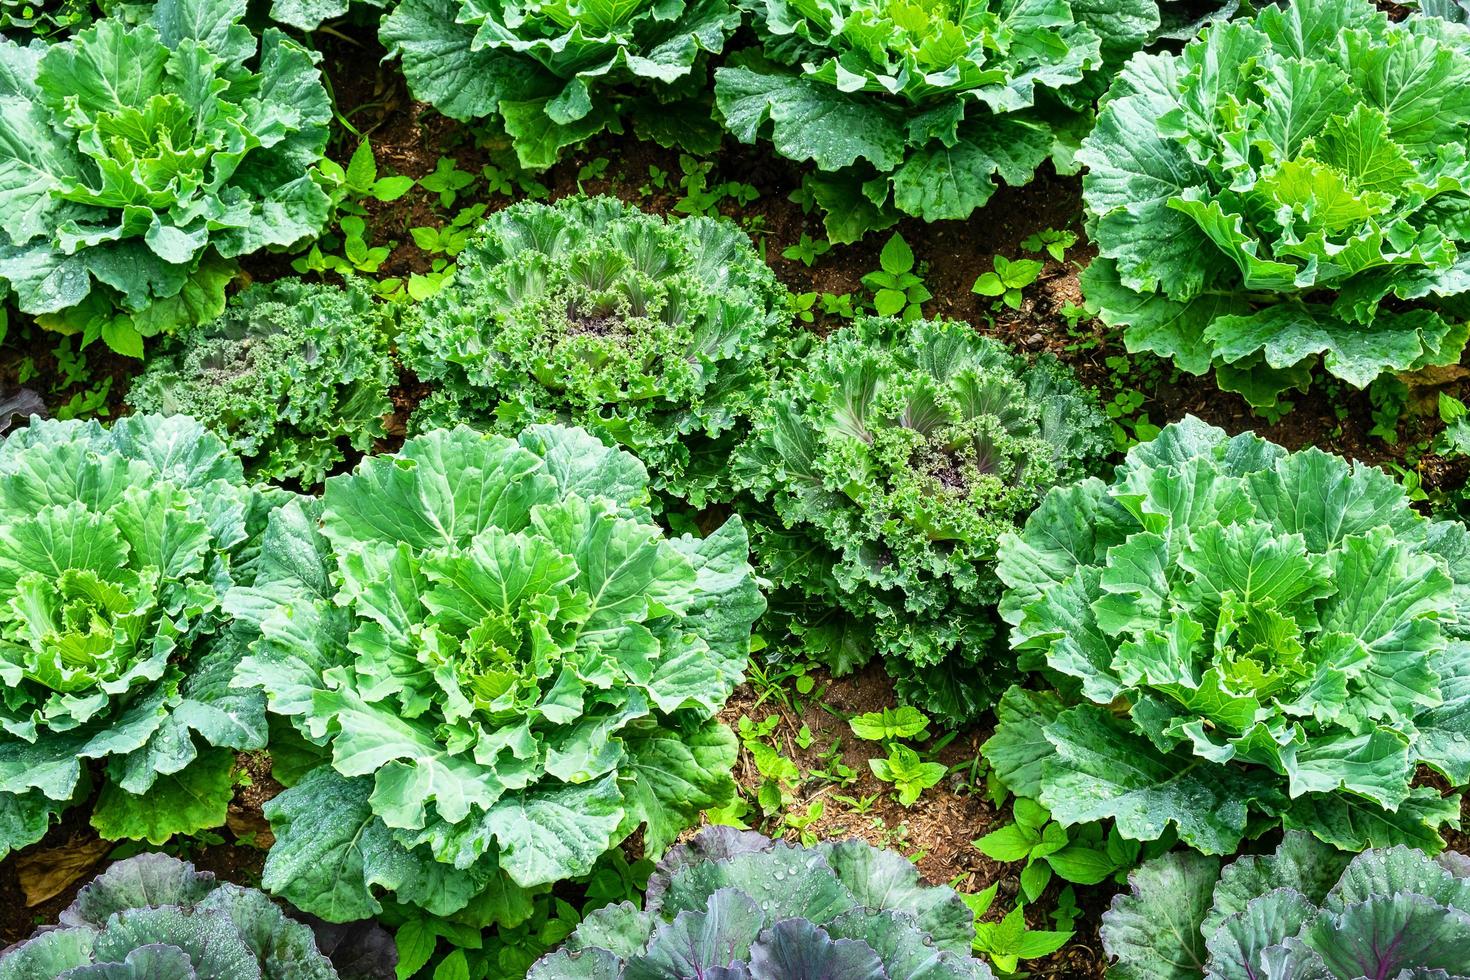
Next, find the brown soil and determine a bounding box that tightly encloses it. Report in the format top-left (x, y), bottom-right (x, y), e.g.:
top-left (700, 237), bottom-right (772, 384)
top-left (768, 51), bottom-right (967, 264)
top-left (2, 21), bottom-right (1469, 980)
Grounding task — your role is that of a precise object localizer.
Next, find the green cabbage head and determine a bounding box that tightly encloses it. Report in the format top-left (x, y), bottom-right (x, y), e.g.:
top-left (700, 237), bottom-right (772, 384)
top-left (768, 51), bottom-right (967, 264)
top-left (1102, 831), bottom-right (1470, 979)
top-left (985, 417), bottom-right (1470, 856)
top-left (1080, 0), bottom-right (1470, 408)
top-left (713, 0), bottom-right (1166, 242)
top-left (735, 315), bottom-right (1108, 725)
top-left (529, 826), bottom-right (996, 978)
top-left (381, 0), bottom-right (738, 169)
top-left (227, 425), bottom-right (764, 927)
top-left (127, 278), bottom-right (396, 487)
top-left (0, 0), bottom-right (333, 356)
top-left (0, 852), bottom-right (397, 979)
top-left (0, 416), bottom-right (272, 859)
top-left (401, 196), bottom-right (791, 507)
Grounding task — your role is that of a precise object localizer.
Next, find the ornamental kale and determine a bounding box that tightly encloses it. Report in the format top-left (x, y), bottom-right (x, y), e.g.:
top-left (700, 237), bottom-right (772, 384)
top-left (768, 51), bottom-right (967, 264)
top-left (712, 0), bottom-right (1164, 242)
top-left (734, 316), bottom-right (1108, 725)
top-left (985, 417), bottom-right (1470, 855)
top-left (127, 279), bottom-right (396, 487)
top-left (0, 416), bottom-right (272, 859)
top-left (227, 425), bottom-right (764, 927)
top-left (529, 826), bottom-right (996, 978)
top-left (0, 0), bottom-right (333, 357)
top-left (0, 852), bottom-right (397, 979)
top-left (1080, 0), bottom-right (1470, 409)
top-left (1102, 831), bottom-right (1470, 979)
top-left (380, 0), bottom-right (738, 169)
top-left (400, 196), bottom-right (791, 507)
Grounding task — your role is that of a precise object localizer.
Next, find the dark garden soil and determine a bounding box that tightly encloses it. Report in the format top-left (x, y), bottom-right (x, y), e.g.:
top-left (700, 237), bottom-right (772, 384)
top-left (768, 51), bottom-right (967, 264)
top-left (3, 24), bottom-right (1470, 980)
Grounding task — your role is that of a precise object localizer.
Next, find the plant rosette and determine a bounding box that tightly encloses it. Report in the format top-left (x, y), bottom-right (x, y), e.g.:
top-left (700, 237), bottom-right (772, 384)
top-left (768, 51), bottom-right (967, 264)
top-left (985, 416), bottom-right (1470, 855)
top-left (227, 424), bottom-right (765, 928)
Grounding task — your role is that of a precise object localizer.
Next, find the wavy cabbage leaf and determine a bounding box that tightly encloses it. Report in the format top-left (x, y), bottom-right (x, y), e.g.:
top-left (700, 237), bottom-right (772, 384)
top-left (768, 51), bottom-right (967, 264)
top-left (1080, 0), bottom-right (1470, 407)
top-left (400, 196), bottom-right (792, 507)
top-left (713, 0), bottom-right (1166, 241)
top-left (128, 278), bottom-right (396, 487)
top-left (227, 425), bottom-right (763, 925)
top-left (985, 416), bottom-right (1470, 854)
top-left (0, 852), bottom-right (396, 979)
top-left (734, 316), bottom-right (1108, 725)
top-left (0, 0), bottom-right (333, 356)
top-left (529, 826), bottom-right (995, 978)
top-left (381, 0), bottom-right (738, 168)
top-left (1102, 831), bottom-right (1470, 979)
top-left (0, 416), bottom-right (273, 858)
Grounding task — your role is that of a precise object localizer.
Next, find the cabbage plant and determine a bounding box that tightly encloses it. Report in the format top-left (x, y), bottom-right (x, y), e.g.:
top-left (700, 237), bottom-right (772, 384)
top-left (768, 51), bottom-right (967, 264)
top-left (127, 278), bottom-right (396, 487)
top-left (713, 0), bottom-right (1164, 242)
top-left (1080, 0), bottom-right (1470, 409)
top-left (0, 852), bottom-right (396, 979)
top-left (984, 417), bottom-right (1470, 854)
top-left (0, 0), bottom-right (333, 357)
top-left (381, 0), bottom-right (738, 169)
top-left (735, 316), bottom-right (1108, 724)
top-left (1102, 831), bottom-right (1470, 979)
top-left (401, 196), bottom-right (791, 506)
top-left (227, 425), bottom-right (764, 926)
top-left (0, 416), bottom-right (272, 858)
top-left (529, 826), bottom-right (996, 978)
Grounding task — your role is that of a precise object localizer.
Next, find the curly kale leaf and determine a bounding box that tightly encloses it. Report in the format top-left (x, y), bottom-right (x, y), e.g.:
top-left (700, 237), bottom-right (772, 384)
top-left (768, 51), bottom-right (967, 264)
top-left (735, 316), bottom-right (1109, 725)
top-left (381, 0), bottom-right (737, 167)
top-left (227, 425), bottom-right (764, 925)
top-left (985, 416), bottom-right (1470, 854)
top-left (529, 826), bottom-right (995, 978)
top-left (400, 196), bottom-right (792, 507)
top-left (1102, 831), bottom-right (1470, 979)
top-left (0, 416), bottom-right (273, 858)
top-left (1080, 0), bottom-right (1470, 407)
top-left (0, 0), bottom-right (333, 356)
top-left (127, 278), bottom-right (396, 487)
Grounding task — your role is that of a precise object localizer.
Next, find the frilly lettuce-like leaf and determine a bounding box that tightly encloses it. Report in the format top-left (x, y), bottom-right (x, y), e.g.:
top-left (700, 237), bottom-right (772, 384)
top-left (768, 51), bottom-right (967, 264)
top-left (0, 0), bottom-right (332, 356)
top-left (127, 278), bottom-right (396, 487)
top-left (1080, 0), bottom-right (1470, 407)
top-left (228, 424), bottom-right (763, 924)
top-left (1102, 831), bottom-right (1470, 979)
top-left (0, 415), bottom-right (272, 856)
top-left (528, 826), bottom-right (995, 978)
top-left (399, 196), bottom-right (793, 507)
top-left (0, 852), bottom-right (396, 979)
top-left (734, 316), bottom-right (1108, 725)
top-left (986, 416), bottom-right (1470, 854)
top-left (713, 0), bottom-right (1165, 240)
top-left (381, 0), bottom-right (737, 168)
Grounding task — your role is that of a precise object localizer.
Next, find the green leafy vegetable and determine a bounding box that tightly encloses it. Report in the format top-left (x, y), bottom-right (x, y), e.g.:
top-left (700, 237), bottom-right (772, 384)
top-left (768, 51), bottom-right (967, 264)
top-left (1080, 0), bottom-right (1470, 408)
top-left (0, 0), bottom-right (91, 36)
top-left (985, 416), bottom-right (1470, 854)
top-left (735, 315), bottom-right (1109, 725)
top-left (528, 825), bottom-right (997, 978)
top-left (1102, 831), bottom-right (1470, 979)
top-left (0, 852), bottom-right (397, 979)
top-left (0, 0), bottom-right (333, 356)
top-left (400, 196), bottom-right (792, 506)
top-left (714, 0), bottom-right (1167, 241)
top-left (0, 416), bottom-right (273, 858)
top-left (127, 278), bottom-right (396, 487)
top-left (381, 0), bottom-right (738, 169)
top-left (227, 425), bottom-right (764, 927)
